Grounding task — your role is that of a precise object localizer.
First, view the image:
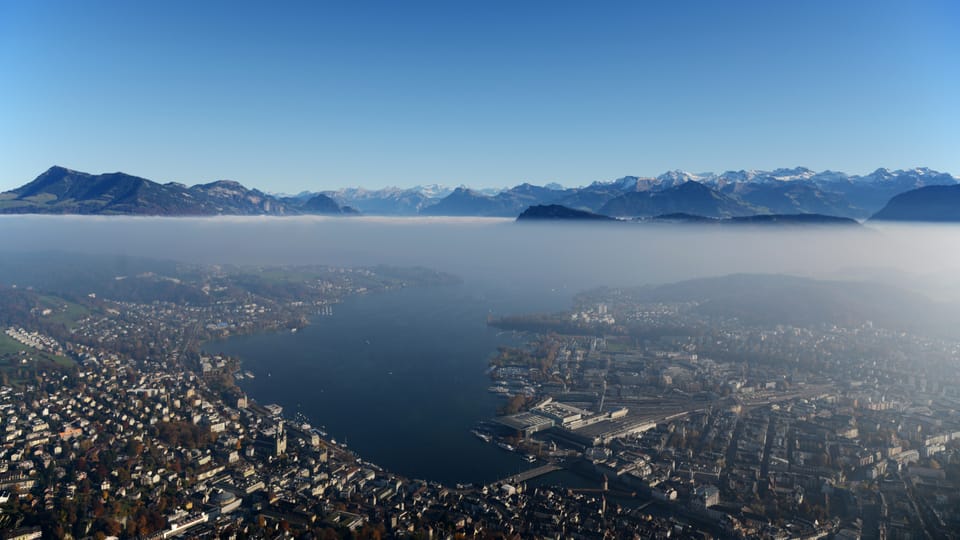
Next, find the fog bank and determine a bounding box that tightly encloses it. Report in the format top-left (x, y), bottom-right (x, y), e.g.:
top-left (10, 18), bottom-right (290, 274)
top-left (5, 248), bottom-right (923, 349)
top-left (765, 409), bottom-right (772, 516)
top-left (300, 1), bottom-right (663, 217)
top-left (1, 216), bottom-right (959, 299)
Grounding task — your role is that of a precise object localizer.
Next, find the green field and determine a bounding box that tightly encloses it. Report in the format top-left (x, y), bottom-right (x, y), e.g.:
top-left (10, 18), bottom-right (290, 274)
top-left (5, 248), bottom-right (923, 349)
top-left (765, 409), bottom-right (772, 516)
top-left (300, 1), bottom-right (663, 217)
top-left (0, 333), bottom-right (27, 355)
top-left (0, 333), bottom-right (72, 366)
top-left (0, 333), bottom-right (75, 387)
top-left (37, 295), bottom-right (91, 329)
top-left (603, 340), bottom-right (633, 353)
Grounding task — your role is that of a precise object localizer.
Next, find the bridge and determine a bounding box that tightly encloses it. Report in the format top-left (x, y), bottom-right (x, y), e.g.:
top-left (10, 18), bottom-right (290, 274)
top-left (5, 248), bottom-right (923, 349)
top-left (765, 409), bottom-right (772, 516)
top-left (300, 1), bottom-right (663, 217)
top-left (490, 463), bottom-right (563, 487)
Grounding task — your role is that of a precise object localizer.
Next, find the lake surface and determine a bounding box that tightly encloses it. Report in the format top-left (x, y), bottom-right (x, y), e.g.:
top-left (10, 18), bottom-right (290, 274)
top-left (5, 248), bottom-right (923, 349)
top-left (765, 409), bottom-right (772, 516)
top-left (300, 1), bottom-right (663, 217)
top-left (209, 282), bottom-right (570, 485)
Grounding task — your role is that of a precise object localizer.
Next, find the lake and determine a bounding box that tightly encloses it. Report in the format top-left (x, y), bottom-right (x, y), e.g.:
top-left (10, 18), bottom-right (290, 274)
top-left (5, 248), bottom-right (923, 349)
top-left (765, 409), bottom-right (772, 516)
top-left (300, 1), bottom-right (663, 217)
top-left (209, 281), bottom-right (570, 485)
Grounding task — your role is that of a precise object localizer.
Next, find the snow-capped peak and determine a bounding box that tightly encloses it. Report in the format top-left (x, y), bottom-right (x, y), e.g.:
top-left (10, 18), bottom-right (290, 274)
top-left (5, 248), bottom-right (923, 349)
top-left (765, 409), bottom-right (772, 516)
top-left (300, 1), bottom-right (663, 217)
top-left (769, 167), bottom-right (815, 181)
top-left (656, 170), bottom-right (711, 185)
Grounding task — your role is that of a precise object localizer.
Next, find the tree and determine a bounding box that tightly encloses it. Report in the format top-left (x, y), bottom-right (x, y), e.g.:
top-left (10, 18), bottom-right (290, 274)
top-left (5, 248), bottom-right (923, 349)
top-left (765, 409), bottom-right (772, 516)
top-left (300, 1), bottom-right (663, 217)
top-left (499, 394), bottom-right (528, 415)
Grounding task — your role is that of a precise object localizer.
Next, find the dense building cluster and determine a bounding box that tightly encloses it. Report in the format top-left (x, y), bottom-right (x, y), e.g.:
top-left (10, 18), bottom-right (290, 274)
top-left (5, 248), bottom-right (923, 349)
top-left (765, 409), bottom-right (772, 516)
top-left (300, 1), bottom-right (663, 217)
top-left (0, 266), bottom-right (959, 539)
top-left (484, 290), bottom-right (960, 538)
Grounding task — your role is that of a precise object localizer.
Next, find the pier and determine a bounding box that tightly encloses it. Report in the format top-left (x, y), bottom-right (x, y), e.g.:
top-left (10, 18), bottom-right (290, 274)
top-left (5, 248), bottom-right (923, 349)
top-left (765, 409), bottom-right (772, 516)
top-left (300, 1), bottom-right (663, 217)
top-left (490, 463), bottom-right (563, 486)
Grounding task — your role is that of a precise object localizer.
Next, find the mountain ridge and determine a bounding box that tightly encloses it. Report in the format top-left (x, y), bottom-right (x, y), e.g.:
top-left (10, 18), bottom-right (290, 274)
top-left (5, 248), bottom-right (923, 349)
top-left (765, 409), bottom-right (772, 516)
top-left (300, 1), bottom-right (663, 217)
top-left (870, 184), bottom-right (960, 222)
top-left (513, 205), bottom-right (861, 227)
top-left (516, 204), bottom-right (615, 221)
top-left (1, 165), bottom-right (957, 219)
top-left (338, 166), bottom-right (956, 219)
top-left (0, 166), bottom-right (354, 216)
top-left (598, 181), bottom-right (760, 218)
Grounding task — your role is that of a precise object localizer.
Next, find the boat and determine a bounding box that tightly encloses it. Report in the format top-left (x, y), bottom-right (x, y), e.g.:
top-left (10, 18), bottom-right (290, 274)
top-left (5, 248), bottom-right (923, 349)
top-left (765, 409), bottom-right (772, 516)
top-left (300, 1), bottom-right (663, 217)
top-left (496, 441), bottom-right (516, 452)
top-left (244, 371), bottom-right (255, 379)
top-left (471, 429), bottom-right (492, 443)
top-left (523, 454), bottom-right (537, 463)
top-left (488, 385), bottom-right (510, 394)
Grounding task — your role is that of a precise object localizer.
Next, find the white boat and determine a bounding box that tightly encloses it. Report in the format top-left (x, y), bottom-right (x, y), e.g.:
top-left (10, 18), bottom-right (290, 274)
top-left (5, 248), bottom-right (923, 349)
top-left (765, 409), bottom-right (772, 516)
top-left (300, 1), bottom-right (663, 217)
top-left (524, 454), bottom-right (537, 463)
top-left (497, 441), bottom-right (516, 452)
top-left (471, 429), bottom-right (492, 443)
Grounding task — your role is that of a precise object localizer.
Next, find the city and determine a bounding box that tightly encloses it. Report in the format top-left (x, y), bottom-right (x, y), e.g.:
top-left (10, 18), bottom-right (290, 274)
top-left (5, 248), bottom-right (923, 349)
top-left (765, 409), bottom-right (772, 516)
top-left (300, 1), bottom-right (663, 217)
top-left (2, 1), bottom-right (959, 538)
top-left (0, 264), bottom-right (957, 538)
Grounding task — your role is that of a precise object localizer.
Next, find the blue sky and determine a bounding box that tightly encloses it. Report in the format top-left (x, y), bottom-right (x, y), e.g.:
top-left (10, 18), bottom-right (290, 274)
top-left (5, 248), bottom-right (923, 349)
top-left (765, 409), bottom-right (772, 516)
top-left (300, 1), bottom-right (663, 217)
top-left (1, 0), bottom-right (957, 192)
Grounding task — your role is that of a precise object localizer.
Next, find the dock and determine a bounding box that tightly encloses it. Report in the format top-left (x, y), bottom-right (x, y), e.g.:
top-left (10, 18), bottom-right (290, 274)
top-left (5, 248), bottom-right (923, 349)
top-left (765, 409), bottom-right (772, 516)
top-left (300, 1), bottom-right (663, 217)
top-left (490, 463), bottom-right (563, 487)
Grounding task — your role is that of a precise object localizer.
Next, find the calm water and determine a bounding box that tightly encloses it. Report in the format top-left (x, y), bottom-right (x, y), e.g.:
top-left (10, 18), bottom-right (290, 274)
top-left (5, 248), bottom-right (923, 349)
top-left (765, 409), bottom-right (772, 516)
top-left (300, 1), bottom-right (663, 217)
top-left (209, 282), bottom-right (569, 485)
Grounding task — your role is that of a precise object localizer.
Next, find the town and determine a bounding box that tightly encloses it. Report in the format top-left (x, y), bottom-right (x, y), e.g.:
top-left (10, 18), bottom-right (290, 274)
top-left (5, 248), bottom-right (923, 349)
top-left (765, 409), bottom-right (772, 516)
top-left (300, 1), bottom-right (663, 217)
top-left (481, 285), bottom-right (960, 539)
top-left (0, 265), bottom-right (957, 539)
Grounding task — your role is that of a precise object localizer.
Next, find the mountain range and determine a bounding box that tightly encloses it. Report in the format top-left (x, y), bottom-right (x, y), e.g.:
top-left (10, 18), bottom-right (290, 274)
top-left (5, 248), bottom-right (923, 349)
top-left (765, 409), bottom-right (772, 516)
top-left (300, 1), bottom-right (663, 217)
top-left (321, 166), bottom-right (957, 220)
top-left (0, 166), bottom-right (355, 216)
top-left (1, 165), bottom-right (957, 220)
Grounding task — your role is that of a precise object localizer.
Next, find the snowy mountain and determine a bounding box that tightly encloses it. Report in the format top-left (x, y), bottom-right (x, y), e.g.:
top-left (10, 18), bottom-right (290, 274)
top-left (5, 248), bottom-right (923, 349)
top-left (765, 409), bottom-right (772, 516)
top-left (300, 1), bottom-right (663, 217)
top-left (3, 166), bottom-right (955, 219)
top-left (393, 167), bottom-right (958, 218)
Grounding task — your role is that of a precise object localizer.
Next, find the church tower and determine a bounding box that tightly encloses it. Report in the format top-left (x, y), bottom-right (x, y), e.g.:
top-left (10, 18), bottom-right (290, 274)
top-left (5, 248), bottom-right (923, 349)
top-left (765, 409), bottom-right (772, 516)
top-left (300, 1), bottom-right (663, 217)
top-left (275, 420), bottom-right (287, 457)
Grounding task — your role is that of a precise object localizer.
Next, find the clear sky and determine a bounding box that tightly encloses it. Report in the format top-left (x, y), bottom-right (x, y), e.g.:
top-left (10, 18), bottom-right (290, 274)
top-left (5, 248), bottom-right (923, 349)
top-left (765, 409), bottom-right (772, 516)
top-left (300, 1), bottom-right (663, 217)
top-left (1, 0), bottom-right (958, 192)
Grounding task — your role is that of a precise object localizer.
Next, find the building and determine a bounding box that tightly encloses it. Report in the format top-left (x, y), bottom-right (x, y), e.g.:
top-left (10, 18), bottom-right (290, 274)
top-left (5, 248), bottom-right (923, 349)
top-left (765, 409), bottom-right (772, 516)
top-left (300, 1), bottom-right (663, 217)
top-left (276, 420), bottom-right (287, 457)
top-left (693, 485), bottom-right (720, 508)
top-left (494, 411), bottom-right (555, 436)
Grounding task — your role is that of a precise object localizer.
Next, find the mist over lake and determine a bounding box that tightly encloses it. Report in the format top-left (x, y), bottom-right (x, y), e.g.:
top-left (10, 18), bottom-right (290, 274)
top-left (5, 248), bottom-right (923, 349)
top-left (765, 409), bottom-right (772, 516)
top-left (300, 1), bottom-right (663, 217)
top-left (3, 215), bottom-right (960, 298)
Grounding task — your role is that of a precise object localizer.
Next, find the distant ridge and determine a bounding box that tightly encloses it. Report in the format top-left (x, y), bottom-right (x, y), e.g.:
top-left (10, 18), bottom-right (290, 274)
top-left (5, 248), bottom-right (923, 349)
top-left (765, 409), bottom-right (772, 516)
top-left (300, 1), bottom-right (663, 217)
top-left (349, 166), bottom-right (957, 219)
top-left (870, 184), bottom-right (960, 222)
top-left (645, 213), bottom-right (860, 226)
top-left (0, 166), bottom-right (354, 216)
top-left (516, 204), bottom-right (614, 221)
top-left (722, 214), bottom-right (860, 226)
top-left (1, 165), bottom-right (957, 219)
top-left (721, 214), bottom-right (860, 227)
top-left (514, 204), bottom-right (860, 226)
top-left (598, 181), bottom-right (759, 218)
